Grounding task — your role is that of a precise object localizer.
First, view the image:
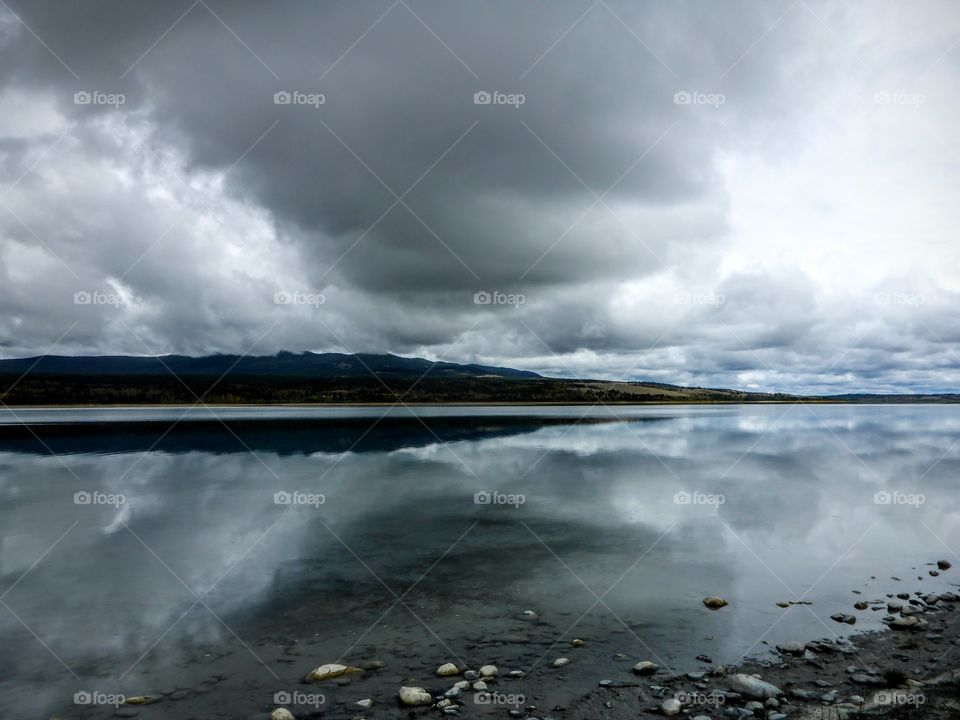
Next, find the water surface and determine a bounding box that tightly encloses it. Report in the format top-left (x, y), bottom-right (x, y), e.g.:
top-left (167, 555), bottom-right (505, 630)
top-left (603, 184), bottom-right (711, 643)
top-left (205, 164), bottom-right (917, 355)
top-left (1, 404), bottom-right (958, 718)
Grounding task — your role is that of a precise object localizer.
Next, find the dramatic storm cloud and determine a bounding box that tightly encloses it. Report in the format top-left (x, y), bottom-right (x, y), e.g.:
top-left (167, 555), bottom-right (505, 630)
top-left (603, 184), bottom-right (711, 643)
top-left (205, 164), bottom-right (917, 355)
top-left (0, 0), bottom-right (958, 392)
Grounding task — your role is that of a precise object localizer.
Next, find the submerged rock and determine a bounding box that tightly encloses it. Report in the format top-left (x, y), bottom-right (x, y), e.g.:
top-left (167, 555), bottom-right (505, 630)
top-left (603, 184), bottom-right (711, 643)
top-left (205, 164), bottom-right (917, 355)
top-left (309, 663), bottom-right (363, 682)
top-left (728, 673), bottom-right (783, 699)
top-left (776, 641), bottom-right (806, 655)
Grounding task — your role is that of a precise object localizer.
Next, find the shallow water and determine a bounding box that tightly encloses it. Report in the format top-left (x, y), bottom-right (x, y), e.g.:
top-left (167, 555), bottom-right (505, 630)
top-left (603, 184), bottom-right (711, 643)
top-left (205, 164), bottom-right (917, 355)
top-left (1, 404), bottom-right (958, 718)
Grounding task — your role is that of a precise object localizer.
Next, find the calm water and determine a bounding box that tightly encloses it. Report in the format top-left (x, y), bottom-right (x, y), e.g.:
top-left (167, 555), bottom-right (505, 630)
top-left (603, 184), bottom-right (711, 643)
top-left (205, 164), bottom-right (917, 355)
top-left (1, 404), bottom-right (958, 718)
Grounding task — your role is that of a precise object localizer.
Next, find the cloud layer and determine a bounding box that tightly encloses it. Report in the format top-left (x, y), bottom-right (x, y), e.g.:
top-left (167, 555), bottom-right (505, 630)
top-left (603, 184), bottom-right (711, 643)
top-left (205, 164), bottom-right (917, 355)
top-left (0, 0), bottom-right (958, 393)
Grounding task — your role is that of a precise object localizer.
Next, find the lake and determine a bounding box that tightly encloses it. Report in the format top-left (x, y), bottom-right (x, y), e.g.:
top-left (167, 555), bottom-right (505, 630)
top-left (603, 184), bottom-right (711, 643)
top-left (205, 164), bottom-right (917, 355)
top-left (0, 404), bottom-right (958, 718)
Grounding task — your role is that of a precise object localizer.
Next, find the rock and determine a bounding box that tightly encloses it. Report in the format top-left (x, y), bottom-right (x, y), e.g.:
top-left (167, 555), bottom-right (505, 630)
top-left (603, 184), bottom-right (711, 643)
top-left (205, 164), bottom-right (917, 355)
top-left (897, 592), bottom-right (911, 600)
top-left (854, 601), bottom-right (868, 610)
top-left (768, 715), bottom-right (787, 720)
top-left (633, 661), bottom-right (659, 676)
top-left (791, 689), bottom-right (820, 701)
top-left (454, 680), bottom-right (471, 690)
top-left (355, 699), bottom-right (373, 710)
top-left (507, 670), bottom-right (525, 679)
top-left (930, 570), bottom-right (940, 576)
top-left (830, 613), bottom-right (856, 624)
top-left (889, 616), bottom-right (928, 631)
top-left (887, 601), bottom-right (903, 612)
top-left (552, 658), bottom-right (570, 668)
top-left (472, 681), bottom-right (488, 691)
top-left (309, 663), bottom-right (363, 682)
top-left (687, 671), bottom-right (706, 681)
top-left (444, 687), bottom-right (462, 699)
top-left (125, 697), bottom-right (155, 705)
top-left (764, 698), bottom-right (779, 708)
top-left (776, 601), bottom-right (790, 608)
top-left (361, 660), bottom-right (386, 670)
top-left (436, 663), bottom-right (459, 677)
top-left (723, 708), bottom-right (753, 718)
top-left (940, 591), bottom-right (960, 602)
top-left (660, 698), bottom-right (682, 716)
top-left (437, 699), bottom-right (454, 709)
top-left (479, 664), bottom-right (498, 678)
top-left (925, 594), bottom-right (940, 605)
top-left (571, 638), bottom-right (585, 647)
top-left (398, 687), bottom-right (433, 706)
top-left (744, 701), bottom-right (764, 711)
top-left (463, 670), bottom-right (479, 681)
top-left (938, 559), bottom-right (951, 570)
top-left (849, 673), bottom-right (884, 685)
top-left (728, 674), bottom-right (783, 699)
top-left (776, 641), bottom-right (806, 655)
top-left (696, 654), bottom-right (713, 663)
top-left (271, 710), bottom-right (295, 720)
top-left (703, 596), bottom-right (729, 610)
top-left (520, 610), bottom-right (538, 620)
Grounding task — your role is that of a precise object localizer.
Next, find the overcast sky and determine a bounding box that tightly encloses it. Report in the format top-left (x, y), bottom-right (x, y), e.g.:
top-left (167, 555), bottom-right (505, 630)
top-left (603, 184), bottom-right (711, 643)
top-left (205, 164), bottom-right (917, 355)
top-left (0, 0), bottom-right (958, 393)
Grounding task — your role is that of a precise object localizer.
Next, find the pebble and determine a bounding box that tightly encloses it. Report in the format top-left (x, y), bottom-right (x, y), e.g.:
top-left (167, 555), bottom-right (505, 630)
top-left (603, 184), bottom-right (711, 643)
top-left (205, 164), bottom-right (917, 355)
top-left (398, 687), bottom-right (433, 706)
top-left (472, 681), bottom-right (488, 691)
top-left (659, 698), bottom-right (682, 716)
top-left (703, 596), bottom-right (729, 610)
top-left (436, 663), bottom-right (459, 677)
top-left (271, 710), bottom-right (295, 720)
top-left (571, 639), bottom-right (585, 647)
top-left (463, 670), bottom-right (479, 681)
top-left (552, 658), bottom-right (570, 668)
top-left (507, 670), bottom-right (526, 679)
top-left (355, 699), bottom-right (373, 710)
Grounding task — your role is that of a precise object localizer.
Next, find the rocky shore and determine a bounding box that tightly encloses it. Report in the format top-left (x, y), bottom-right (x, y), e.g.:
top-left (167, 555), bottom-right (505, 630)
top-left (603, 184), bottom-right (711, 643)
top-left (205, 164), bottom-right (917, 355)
top-left (270, 559), bottom-right (960, 720)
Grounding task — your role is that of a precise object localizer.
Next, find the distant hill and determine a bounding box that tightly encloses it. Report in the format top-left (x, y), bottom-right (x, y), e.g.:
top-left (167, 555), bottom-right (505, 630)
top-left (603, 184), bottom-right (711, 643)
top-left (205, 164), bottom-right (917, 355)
top-left (0, 351), bottom-right (541, 380)
top-left (0, 352), bottom-right (957, 405)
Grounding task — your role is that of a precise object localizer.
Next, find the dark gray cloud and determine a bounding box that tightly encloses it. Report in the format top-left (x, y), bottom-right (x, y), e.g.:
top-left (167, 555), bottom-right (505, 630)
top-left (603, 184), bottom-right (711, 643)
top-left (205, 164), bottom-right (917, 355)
top-left (0, 0), bottom-right (958, 392)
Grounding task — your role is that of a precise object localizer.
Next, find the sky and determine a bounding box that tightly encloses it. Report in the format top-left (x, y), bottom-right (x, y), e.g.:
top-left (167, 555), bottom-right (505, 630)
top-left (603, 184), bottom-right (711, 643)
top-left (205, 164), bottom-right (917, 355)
top-left (0, 0), bottom-right (958, 394)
